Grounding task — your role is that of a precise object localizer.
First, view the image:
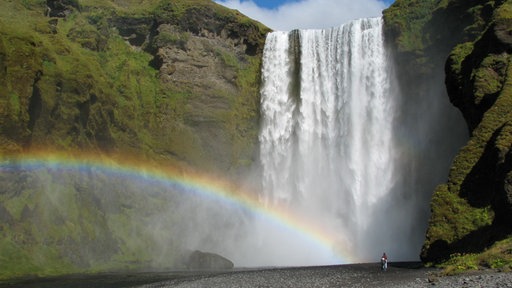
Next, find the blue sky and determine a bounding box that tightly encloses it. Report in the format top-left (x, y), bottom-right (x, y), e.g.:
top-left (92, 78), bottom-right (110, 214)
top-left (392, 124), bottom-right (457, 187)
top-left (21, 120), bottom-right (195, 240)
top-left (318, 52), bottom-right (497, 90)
top-left (215, 0), bottom-right (395, 31)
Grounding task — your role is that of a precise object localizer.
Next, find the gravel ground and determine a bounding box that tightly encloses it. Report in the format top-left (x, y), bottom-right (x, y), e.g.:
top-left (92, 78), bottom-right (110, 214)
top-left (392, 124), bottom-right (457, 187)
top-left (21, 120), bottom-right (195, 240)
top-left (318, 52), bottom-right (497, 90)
top-left (2, 263), bottom-right (511, 288)
top-left (138, 263), bottom-right (512, 288)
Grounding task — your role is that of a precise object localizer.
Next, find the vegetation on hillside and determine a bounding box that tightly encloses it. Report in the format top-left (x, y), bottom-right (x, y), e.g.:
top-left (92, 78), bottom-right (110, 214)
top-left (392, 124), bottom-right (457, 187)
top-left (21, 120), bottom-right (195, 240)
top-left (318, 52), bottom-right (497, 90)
top-left (0, 0), bottom-right (269, 169)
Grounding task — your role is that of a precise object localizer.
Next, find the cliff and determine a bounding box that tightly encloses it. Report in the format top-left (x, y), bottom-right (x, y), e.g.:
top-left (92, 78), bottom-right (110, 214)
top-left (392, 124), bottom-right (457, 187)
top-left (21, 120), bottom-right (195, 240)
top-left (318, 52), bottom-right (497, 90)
top-left (0, 0), bottom-right (269, 279)
top-left (384, 0), bottom-right (512, 272)
top-left (0, 0), bottom-right (269, 173)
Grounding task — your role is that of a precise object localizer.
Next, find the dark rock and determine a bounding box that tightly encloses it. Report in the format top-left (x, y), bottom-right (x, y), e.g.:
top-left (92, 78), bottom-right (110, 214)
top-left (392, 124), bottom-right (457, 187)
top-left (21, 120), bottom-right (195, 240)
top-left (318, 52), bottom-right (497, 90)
top-left (46, 0), bottom-right (79, 18)
top-left (496, 153), bottom-right (512, 223)
top-left (187, 250), bottom-right (234, 270)
top-left (110, 17), bottom-right (154, 48)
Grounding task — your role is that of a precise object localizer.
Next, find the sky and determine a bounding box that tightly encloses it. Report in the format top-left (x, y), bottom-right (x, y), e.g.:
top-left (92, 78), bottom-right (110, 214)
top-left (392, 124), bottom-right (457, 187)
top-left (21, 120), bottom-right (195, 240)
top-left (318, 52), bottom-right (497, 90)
top-left (215, 0), bottom-right (395, 31)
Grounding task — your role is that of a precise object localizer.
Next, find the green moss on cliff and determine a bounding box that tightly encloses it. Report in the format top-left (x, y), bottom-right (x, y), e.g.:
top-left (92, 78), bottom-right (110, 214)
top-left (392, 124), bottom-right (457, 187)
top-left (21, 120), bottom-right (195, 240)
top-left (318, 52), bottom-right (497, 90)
top-left (425, 184), bottom-right (494, 250)
top-left (383, 0), bottom-right (437, 53)
top-left (474, 54), bottom-right (507, 100)
top-left (448, 42), bottom-right (474, 78)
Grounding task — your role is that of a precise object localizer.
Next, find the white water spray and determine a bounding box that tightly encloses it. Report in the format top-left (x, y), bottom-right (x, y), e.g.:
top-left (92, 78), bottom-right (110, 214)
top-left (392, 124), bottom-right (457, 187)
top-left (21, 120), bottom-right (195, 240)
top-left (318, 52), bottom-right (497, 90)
top-left (260, 18), bottom-right (395, 262)
top-left (258, 17), bottom-right (466, 263)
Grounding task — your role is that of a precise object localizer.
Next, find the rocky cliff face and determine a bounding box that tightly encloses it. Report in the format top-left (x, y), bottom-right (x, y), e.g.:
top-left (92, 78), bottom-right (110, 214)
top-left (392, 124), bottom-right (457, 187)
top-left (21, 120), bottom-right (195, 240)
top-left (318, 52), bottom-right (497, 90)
top-left (0, 0), bottom-right (269, 173)
top-left (385, 0), bottom-right (512, 271)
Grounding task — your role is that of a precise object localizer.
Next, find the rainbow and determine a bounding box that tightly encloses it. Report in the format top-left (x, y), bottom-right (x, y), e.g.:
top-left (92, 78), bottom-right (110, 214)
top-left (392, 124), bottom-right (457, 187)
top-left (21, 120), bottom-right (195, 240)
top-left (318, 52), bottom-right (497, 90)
top-left (0, 151), bottom-right (354, 265)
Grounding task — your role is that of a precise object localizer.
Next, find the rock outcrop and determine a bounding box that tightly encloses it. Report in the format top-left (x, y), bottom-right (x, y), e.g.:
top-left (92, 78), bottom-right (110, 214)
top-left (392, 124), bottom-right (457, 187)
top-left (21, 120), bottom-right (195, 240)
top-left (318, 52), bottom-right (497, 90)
top-left (187, 250), bottom-right (234, 270)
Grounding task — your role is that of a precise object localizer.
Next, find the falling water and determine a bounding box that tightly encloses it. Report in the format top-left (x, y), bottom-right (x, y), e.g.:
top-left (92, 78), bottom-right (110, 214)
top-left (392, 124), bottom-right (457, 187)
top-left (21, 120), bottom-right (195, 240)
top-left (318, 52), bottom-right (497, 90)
top-left (258, 17), bottom-right (466, 263)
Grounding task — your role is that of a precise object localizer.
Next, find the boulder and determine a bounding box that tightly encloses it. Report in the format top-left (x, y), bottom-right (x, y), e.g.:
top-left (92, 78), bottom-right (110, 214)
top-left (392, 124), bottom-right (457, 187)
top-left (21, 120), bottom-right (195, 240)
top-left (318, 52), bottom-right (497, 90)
top-left (187, 250), bottom-right (234, 270)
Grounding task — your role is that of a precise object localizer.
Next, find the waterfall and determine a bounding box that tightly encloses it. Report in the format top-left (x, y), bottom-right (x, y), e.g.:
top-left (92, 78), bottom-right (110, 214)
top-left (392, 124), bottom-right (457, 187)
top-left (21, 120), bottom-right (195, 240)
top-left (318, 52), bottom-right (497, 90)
top-left (258, 17), bottom-right (466, 263)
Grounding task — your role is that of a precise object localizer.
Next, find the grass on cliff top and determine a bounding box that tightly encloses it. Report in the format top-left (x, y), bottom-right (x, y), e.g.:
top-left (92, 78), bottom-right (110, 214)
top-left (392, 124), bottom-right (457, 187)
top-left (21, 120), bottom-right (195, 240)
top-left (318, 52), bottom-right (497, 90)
top-left (12, 0), bottom-right (269, 31)
top-left (79, 0), bottom-right (269, 32)
top-left (383, 0), bottom-right (438, 52)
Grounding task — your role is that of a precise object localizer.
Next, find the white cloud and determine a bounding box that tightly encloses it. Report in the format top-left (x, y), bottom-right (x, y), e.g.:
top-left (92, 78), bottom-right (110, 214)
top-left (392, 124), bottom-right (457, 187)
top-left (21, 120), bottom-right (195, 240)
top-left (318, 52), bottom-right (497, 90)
top-left (215, 0), bottom-right (387, 31)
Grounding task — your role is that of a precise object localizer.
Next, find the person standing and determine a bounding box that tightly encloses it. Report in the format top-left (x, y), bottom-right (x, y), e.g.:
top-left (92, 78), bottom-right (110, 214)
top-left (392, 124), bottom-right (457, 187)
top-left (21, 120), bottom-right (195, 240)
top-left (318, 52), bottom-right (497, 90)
top-left (381, 252), bottom-right (388, 271)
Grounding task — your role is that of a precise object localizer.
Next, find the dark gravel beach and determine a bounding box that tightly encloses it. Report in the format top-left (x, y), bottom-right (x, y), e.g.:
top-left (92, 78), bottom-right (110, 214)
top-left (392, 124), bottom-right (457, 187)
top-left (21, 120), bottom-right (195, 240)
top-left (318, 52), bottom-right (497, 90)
top-left (1, 263), bottom-right (511, 288)
top-left (138, 263), bottom-right (512, 288)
